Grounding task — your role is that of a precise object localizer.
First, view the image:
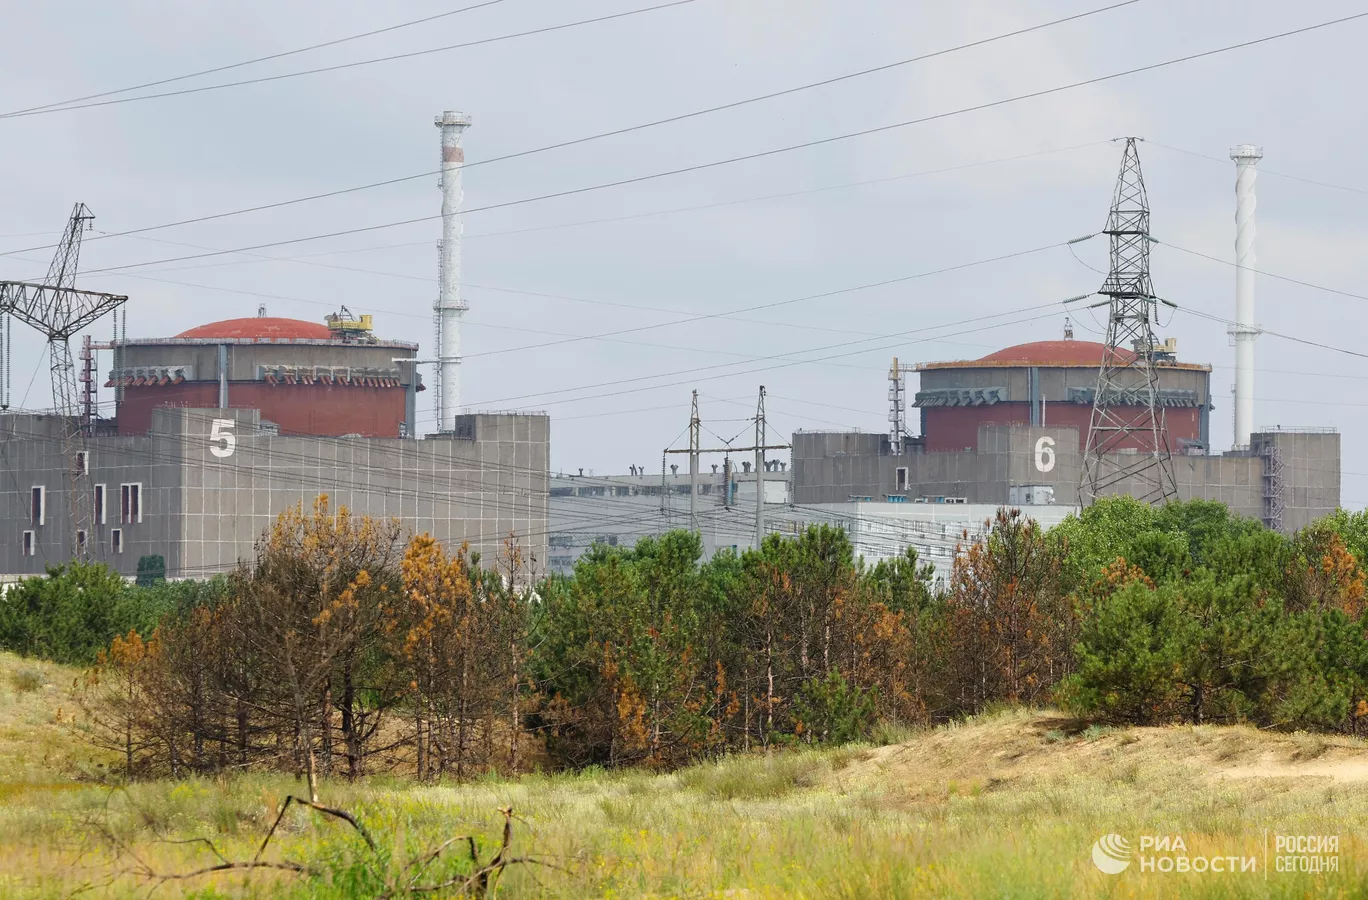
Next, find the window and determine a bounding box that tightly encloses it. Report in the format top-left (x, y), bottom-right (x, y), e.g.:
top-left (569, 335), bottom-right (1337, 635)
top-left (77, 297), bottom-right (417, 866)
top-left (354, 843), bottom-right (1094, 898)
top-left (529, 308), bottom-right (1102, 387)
top-left (111, 529), bottom-right (123, 554)
top-left (895, 467), bottom-right (908, 492)
top-left (31, 486), bottom-right (45, 526)
top-left (614, 486), bottom-right (632, 497)
top-left (22, 531), bottom-right (35, 556)
top-left (120, 483), bottom-right (142, 524)
top-left (74, 451), bottom-right (89, 476)
top-left (94, 485), bottom-right (106, 525)
top-left (76, 530), bottom-right (87, 554)
top-left (549, 487), bottom-right (574, 498)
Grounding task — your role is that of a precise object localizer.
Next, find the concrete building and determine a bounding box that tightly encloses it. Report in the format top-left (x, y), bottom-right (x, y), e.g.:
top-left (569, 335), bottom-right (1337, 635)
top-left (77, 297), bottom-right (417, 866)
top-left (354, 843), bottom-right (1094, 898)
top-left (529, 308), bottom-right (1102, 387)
top-left (104, 312), bottom-right (421, 439)
top-left (547, 465), bottom-right (791, 574)
top-left (914, 339), bottom-right (1212, 453)
top-left (794, 337), bottom-right (1340, 535)
top-left (2, 314), bottom-right (548, 579)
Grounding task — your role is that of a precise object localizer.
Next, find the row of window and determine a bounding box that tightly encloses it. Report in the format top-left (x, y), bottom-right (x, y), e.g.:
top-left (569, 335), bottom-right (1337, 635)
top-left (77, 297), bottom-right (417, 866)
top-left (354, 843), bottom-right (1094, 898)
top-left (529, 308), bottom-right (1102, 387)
top-left (550, 484), bottom-right (715, 499)
top-left (29, 483), bottom-right (142, 527)
top-left (21, 528), bottom-right (126, 557)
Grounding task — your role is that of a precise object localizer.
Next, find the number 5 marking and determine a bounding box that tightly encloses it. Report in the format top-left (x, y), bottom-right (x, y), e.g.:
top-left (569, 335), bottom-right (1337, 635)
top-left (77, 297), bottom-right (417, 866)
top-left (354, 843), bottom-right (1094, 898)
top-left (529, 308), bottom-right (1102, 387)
top-left (210, 418), bottom-right (237, 458)
top-left (1034, 436), bottom-right (1056, 473)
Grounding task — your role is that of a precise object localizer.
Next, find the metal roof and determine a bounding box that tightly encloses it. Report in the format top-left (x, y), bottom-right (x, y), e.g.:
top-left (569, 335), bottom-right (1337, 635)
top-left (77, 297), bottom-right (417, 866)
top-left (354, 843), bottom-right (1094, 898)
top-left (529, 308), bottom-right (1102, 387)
top-left (916, 339), bottom-right (1210, 372)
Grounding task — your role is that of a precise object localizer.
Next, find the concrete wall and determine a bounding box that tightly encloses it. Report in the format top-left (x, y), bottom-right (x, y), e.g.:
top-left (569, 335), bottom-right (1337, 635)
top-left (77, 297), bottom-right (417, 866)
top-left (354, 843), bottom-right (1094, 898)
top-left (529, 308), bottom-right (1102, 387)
top-left (0, 408), bottom-right (548, 579)
top-left (792, 424), bottom-right (1339, 533)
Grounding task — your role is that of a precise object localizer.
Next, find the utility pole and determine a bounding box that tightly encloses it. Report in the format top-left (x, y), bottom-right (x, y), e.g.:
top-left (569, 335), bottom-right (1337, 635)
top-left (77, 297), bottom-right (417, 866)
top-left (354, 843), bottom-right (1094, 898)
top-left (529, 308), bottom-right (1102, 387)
top-left (688, 390), bottom-right (700, 532)
top-left (662, 386), bottom-right (787, 549)
top-left (1080, 138), bottom-right (1179, 507)
top-left (755, 385), bottom-right (766, 549)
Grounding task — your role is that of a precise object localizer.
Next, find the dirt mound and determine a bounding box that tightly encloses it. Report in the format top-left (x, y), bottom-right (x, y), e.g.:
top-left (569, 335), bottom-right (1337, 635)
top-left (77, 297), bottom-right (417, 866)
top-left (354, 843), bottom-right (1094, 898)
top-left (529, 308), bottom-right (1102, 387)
top-left (836, 709), bottom-right (1368, 796)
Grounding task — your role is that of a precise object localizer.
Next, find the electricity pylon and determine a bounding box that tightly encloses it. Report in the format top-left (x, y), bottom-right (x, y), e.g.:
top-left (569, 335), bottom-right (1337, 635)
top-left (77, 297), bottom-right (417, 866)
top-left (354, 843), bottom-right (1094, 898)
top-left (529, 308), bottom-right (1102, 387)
top-left (0, 204), bottom-right (128, 558)
top-left (1080, 139), bottom-right (1179, 507)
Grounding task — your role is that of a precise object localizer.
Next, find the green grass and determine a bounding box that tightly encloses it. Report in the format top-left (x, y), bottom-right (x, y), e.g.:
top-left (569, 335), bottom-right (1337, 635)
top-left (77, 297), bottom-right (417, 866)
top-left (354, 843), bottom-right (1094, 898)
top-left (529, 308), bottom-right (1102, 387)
top-left (1, 652), bottom-right (1366, 898)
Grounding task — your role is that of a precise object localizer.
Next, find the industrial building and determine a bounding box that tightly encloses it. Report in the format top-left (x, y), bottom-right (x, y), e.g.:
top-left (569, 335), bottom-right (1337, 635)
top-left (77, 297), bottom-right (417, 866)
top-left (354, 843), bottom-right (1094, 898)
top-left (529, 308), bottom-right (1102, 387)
top-left (547, 465), bottom-right (791, 573)
top-left (0, 312), bottom-right (549, 579)
top-left (792, 339), bottom-right (1339, 532)
top-left (1, 110), bottom-right (551, 580)
top-left (792, 140), bottom-right (1341, 538)
top-left (104, 311), bottom-right (422, 438)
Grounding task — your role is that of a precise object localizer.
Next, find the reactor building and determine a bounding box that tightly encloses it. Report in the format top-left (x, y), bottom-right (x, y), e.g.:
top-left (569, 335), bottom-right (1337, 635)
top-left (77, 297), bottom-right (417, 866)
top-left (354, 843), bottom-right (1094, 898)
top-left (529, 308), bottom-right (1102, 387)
top-left (1, 110), bottom-right (551, 580)
top-left (0, 310), bottom-right (549, 579)
top-left (793, 140), bottom-right (1341, 537)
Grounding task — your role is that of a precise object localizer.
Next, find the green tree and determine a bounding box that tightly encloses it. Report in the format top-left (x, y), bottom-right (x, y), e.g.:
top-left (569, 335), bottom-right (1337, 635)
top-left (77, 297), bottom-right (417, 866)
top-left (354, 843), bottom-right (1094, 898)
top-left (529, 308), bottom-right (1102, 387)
top-left (135, 554), bottom-right (167, 586)
top-left (1064, 579), bottom-right (1183, 725)
top-left (792, 670), bottom-right (877, 744)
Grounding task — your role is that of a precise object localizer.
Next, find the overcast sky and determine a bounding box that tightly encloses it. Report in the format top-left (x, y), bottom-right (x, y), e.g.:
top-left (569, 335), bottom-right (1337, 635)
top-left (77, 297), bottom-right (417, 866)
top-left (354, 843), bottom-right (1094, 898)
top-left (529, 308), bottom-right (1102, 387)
top-left (2, 0), bottom-right (1366, 504)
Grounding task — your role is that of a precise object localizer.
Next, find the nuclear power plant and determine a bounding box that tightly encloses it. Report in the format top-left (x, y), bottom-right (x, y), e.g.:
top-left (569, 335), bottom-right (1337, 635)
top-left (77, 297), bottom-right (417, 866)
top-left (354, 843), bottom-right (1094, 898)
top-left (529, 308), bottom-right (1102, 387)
top-left (0, 118), bottom-right (1349, 580)
top-left (0, 112), bottom-right (549, 579)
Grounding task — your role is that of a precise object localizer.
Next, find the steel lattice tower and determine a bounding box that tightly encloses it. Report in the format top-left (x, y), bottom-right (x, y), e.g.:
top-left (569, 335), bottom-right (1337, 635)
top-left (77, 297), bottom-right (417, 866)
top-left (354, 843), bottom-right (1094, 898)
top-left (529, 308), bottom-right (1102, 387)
top-left (1080, 138), bottom-right (1179, 507)
top-left (1, 204), bottom-right (127, 558)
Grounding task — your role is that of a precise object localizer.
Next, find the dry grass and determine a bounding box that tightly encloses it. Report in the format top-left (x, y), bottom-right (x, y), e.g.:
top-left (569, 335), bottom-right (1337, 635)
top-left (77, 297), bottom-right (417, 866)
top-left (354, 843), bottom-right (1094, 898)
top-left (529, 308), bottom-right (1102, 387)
top-left (1, 653), bottom-right (1366, 898)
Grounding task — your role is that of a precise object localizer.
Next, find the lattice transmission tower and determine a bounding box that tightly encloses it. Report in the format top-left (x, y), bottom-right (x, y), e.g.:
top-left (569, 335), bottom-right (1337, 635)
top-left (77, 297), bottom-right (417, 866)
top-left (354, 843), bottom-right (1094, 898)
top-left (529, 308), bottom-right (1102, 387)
top-left (0, 204), bottom-right (128, 558)
top-left (1080, 138), bottom-right (1179, 507)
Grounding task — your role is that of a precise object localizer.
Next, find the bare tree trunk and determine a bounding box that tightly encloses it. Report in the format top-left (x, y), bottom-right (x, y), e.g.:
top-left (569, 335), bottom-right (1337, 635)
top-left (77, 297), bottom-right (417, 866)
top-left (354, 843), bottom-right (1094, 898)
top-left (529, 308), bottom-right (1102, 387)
top-left (341, 658), bottom-right (360, 780)
top-left (508, 642), bottom-right (521, 773)
top-left (457, 681), bottom-right (470, 780)
top-left (236, 699), bottom-right (249, 768)
top-left (415, 703), bottom-right (427, 781)
top-left (765, 625), bottom-right (775, 748)
top-left (319, 686), bottom-right (333, 777)
top-left (743, 666), bottom-right (751, 753)
top-left (306, 746), bottom-right (320, 804)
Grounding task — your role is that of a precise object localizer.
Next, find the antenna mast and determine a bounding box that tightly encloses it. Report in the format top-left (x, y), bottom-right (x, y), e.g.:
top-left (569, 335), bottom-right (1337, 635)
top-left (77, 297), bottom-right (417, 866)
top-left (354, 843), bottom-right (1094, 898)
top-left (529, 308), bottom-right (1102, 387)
top-left (1080, 139), bottom-right (1179, 506)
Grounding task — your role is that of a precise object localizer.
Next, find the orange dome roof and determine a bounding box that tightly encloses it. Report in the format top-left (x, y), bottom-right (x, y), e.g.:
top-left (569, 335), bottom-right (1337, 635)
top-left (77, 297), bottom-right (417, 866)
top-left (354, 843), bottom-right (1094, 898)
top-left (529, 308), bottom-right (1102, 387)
top-left (176, 317), bottom-right (333, 341)
top-left (977, 340), bottom-right (1134, 366)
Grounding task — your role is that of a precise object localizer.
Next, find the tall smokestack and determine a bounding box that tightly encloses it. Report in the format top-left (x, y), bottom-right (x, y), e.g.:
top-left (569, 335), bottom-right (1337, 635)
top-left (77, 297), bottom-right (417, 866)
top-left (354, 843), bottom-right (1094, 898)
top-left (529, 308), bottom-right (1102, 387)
top-left (435, 110), bottom-right (473, 432)
top-left (1230, 143), bottom-right (1262, 449)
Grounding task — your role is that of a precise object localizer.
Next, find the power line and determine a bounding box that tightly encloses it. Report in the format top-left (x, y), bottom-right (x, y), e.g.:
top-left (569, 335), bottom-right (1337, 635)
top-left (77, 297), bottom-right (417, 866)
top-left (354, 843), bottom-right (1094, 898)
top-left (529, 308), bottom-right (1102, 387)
top-left (466, 308), bottom-right (1063, 409)
top-left (1148, 140), bottom-right (1368, 197)
top-left (1175, 305), bottom-right (1368, 362)
top-left (1154, 238), bottom-right (1368, 305)
top-left (0, 0), bottom-right (698, 121)
top-left (0, 3), bottom-right (1132, 260)
top-left (53, 9), bottom-right (1368, 279)
top-left (120, 140), bottom-right (1109, 277)
top-left (0, 0), bottom-right (512, 118)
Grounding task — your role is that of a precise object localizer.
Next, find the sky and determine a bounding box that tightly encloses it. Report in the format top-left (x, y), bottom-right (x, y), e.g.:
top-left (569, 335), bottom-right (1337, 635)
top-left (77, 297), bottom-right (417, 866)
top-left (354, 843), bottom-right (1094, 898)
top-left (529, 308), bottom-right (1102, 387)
top-left (1, 0), bottom-right (1366, 505)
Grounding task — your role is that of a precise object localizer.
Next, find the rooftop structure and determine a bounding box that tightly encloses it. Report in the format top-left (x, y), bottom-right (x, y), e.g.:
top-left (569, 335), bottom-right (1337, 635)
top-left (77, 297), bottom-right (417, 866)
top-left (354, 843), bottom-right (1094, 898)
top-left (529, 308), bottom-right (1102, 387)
top-left (103, 312), bottom-right (421, 439)
top-left (912, 337), bottom-right (1213, 454)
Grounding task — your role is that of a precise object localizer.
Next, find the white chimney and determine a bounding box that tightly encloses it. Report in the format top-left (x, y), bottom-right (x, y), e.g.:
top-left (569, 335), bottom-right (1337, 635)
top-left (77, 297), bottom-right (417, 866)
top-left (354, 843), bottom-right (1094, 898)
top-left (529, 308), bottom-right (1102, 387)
top-left (1230, 144), bottom-right (1262, 449)
top-left (435, 110), bottom-right (472, 432)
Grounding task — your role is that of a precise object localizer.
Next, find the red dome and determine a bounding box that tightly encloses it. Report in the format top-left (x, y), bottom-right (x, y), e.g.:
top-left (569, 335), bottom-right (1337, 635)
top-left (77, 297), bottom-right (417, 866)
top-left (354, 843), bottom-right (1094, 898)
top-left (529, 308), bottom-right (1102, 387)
top-left (977, 340), bottom-right (1134, 366)
top-left (176, 317), bottom-right (333, 341)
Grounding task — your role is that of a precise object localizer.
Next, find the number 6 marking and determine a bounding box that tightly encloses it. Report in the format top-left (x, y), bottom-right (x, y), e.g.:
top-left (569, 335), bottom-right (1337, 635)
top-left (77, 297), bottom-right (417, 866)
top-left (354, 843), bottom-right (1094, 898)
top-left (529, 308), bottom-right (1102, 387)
top-left (210, 418), bottom-right (237, 458)
top-left (1034, 436), bottom-right (1056, 473)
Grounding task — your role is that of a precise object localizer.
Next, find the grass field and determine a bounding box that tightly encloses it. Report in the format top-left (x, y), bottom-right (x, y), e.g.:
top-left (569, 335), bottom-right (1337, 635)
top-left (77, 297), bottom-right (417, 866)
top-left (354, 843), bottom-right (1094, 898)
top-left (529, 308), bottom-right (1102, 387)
top-left (1, 651), bottom-right (1366, 899)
